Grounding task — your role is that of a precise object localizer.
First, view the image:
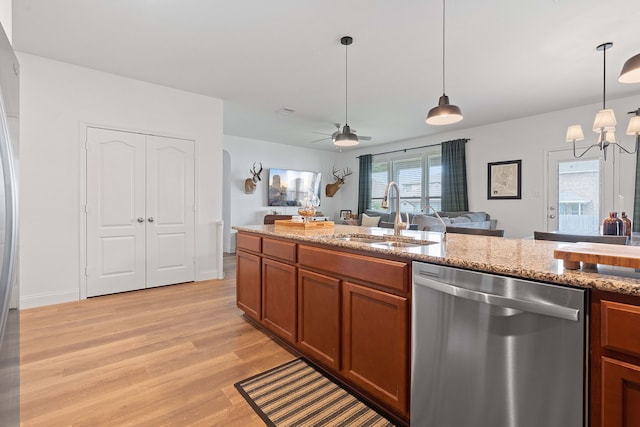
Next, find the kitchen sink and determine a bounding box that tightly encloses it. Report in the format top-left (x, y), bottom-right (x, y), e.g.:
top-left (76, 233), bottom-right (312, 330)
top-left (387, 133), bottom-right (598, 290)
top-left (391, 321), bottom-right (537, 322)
top-left (370, 241), bottom-right (425, 248)
top-left (332, 236), bottom-right (384, 244)
top-left (329, 234), bottom-right (438, 249)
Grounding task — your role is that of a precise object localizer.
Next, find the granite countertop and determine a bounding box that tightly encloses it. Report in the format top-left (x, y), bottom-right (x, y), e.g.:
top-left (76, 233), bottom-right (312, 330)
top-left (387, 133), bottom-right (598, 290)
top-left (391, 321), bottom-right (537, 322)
top-left (233, 224), bottom-right (640, 297)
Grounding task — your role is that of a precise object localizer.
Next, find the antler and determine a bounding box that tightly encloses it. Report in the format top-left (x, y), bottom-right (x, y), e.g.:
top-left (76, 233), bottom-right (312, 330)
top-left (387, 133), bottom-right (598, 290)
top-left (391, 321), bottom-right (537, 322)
top-left (331, 166), bottom-right (353, 182)
top-left (250, 162), bottom-right (263, 181)
top-left (332, 166), bottom-right (340, 180)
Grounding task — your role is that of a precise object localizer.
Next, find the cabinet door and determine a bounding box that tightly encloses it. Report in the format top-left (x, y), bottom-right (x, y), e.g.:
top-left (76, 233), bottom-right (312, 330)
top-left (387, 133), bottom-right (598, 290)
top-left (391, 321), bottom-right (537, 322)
top-left (342, 281), bottom-right (409, 415)
top-left (262, 258), bottom-right (297, 344)
top-left (298, 269), bottom-right (340, 370)
top-left (602, 357), bottom-right (640, 427)
top-left (236, 250), bottom-right (261, 320)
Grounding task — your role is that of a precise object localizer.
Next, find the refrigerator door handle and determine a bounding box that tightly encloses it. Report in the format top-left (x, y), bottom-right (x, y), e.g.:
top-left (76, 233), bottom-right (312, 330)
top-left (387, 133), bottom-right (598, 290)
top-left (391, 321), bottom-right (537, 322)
top-left (413, 274), bottom-right (580, 322)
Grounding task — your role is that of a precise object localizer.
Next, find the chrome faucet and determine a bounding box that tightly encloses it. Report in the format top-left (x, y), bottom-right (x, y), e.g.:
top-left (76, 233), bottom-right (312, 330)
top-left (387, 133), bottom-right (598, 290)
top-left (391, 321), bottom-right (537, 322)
top-left (422, 204), bottom-right (447, 241)
top-left (381, 181), bottom-right (409, 235)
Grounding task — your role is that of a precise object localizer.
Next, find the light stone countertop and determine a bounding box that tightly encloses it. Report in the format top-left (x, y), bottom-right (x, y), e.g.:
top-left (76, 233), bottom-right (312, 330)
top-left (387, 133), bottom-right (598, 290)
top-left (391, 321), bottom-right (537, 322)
top-left (233, 224), bottom-right (640, 296)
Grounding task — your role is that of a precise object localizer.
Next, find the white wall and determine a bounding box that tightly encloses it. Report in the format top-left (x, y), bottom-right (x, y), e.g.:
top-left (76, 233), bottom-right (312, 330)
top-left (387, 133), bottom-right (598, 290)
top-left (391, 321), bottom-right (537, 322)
top-left (223, 135), bottom-right (342, 250)
top-left (18, 53), bottom-right (223, 308)
top-left (0, 0), bottom-right (10, 43)
top-left (340, 94), bottom-right (640, 238)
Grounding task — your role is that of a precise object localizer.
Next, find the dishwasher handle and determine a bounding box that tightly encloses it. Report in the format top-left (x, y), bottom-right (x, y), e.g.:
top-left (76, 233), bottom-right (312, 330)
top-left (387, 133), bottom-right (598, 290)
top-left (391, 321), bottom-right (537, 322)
top-left (413, 273), bottom-right (580, 322)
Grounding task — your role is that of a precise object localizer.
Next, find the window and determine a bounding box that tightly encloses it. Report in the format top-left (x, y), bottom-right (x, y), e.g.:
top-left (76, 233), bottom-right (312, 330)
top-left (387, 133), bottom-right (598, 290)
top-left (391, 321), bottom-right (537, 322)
top-left (370, 147), bottom-right (441, 213)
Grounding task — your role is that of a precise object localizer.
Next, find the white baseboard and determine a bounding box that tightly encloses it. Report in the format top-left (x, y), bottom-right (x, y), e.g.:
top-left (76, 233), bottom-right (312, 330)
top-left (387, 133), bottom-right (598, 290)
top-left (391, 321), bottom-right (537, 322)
top-left (197, 269), bottom-right (223, 281)
top-left (20, 289), bottom-right (79, 309)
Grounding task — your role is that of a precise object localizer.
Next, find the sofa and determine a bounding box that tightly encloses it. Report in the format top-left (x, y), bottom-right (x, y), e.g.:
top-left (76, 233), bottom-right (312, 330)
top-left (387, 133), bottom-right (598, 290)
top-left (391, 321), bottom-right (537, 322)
top-left (337, 209), bottom-right (497, 232)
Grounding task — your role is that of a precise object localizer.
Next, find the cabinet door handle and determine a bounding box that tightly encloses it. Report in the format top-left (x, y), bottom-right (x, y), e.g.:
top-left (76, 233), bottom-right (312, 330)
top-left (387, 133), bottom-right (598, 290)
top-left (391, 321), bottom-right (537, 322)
top-left (148, 217), bottom-right (155, 223)
top-left (137, 217), bottom-right (144, 223)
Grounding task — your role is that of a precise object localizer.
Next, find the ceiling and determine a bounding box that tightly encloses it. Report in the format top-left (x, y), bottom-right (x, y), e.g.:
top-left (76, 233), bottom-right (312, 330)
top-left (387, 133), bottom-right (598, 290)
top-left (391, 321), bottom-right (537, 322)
top-left (12, 0), bottom-right (640, 151)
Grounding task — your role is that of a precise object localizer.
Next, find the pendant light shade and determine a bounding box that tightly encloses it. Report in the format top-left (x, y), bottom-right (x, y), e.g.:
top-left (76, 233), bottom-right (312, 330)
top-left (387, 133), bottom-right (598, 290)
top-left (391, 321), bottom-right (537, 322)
top-left (565, 125), bottom-right (584, 142)
top-left (426, 95), bottom-right (463, 125)
top-left (627, 115), bottom-right (640, 135)
top-left (334, 124), bottom-right (359, 146)
top-left (618, 52), bottom-right (640, 84)
top-left (334, 36), bottom-right (359, 147)
top-left (592, 108), bottom-right (617, 132)
top-left (426, 0), bottom-right (463, 126)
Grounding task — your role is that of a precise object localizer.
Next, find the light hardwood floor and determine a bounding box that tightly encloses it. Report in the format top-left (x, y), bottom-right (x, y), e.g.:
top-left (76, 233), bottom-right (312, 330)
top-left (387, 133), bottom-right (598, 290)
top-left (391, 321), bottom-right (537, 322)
top-left (20, 254), bottom-right (294, 426)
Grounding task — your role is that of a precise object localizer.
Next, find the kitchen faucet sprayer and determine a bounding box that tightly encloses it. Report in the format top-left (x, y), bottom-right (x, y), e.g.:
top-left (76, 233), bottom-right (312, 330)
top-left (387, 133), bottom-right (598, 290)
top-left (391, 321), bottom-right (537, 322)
top-left (422, 205), bottom-right (447, 241)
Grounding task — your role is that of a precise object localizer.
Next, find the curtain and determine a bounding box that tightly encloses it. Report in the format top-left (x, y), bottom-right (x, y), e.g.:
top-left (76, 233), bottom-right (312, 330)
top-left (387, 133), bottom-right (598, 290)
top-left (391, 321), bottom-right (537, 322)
top-left (357, 154), bottom-right (372, 215)
top-left (634, 146), bottom-right (640, 232)
top-left (441, 139), bottom-right (469, 212)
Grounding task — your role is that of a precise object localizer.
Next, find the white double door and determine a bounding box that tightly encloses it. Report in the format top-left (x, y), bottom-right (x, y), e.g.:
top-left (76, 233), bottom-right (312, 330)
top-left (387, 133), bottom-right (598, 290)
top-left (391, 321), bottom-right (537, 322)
top-left (86, 127), bottom-right (195, 297)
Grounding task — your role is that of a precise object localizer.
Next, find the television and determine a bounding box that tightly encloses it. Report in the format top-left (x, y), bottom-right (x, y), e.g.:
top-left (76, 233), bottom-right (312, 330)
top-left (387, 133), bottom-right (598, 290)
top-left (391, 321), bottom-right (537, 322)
top-left (268, 168), bottom-right (322, 207)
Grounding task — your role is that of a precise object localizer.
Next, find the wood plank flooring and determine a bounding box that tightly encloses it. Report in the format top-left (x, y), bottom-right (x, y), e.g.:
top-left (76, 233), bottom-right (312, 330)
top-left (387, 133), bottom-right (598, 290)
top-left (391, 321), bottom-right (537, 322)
top-left (20, 254), bottom-right (295, 426)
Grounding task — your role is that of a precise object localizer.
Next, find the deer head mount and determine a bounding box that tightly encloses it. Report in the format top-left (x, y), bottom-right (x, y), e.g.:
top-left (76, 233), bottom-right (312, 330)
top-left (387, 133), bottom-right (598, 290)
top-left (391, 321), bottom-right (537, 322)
top-left (244, 162), bottom-right (263, 194)
top-left (325, 166), bottom-right (353, 197)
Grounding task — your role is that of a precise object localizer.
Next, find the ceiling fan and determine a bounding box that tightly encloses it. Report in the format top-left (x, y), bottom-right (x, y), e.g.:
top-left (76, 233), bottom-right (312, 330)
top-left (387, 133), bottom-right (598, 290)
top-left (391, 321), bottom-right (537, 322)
top-left (309, 123), bottom-right (372, 144)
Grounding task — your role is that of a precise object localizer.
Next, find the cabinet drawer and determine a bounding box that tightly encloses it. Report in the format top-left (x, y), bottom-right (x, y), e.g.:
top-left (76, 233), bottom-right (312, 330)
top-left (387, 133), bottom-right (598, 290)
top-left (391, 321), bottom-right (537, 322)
top-left (237, 233), bottom-right (261, 253)
top-left (263, 237), bottom-right (296, 263)
top-left (601, 300), bottom-right (640, 358)
top-left (298, 245), bottom-right (409, 292)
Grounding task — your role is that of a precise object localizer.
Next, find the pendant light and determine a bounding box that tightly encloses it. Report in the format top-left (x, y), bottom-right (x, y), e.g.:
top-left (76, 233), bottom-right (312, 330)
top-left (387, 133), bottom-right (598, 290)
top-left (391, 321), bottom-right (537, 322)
top-left (566, 42), bottom-right (639, 160)
top-left (618, 52), bottom-right (640, 84)
top-left (334, 36), bottom-right (359, 147)
top-left (426, 0), bottom-right (463, 126)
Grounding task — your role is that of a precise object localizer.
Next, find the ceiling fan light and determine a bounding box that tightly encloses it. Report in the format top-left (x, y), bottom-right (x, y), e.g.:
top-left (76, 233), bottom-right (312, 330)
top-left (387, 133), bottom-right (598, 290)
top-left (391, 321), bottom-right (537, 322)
top-left (334, 125), bottom-right (359, 147)
top-left (618, 53), bottom-right (640, 84)
top-left (426, 95), bottom-right (463, 125)
top-left (592, 109), bottom-right (617, 132)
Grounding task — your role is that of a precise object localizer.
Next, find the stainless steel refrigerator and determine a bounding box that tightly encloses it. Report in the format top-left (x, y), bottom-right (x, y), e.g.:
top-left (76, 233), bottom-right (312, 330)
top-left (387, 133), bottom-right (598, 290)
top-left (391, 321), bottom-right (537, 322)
top-left (0, 22), bottom-right (20, 427)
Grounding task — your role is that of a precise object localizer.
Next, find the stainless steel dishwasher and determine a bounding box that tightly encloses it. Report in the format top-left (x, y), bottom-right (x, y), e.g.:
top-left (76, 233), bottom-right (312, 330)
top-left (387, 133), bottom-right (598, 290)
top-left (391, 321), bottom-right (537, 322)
top-left (411, 261), bottom-right (587, 427)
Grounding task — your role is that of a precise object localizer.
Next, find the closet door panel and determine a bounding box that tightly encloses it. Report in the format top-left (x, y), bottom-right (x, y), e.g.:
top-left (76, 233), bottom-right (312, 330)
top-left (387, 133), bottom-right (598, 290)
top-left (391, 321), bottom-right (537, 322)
top-left (145, 135), bottom-right (195, 288)
top-left (86, 127), bottom-right (146, 297)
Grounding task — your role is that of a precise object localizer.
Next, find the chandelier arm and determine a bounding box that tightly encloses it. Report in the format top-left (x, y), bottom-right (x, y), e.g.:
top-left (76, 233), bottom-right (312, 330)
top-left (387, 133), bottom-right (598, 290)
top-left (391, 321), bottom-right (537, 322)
top-left (572, 141), bottom-right (602, 159)
top-left (616, 136), bottom-right (639, 155)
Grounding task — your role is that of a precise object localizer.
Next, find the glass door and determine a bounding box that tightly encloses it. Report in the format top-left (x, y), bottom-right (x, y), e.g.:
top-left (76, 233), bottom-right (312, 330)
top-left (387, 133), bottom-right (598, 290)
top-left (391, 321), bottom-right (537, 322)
top-left (547, 149), bottom-right (611, 234)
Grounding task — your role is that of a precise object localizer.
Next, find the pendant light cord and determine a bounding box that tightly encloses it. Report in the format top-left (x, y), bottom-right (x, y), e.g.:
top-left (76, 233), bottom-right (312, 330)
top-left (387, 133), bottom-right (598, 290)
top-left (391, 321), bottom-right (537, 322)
top-left (345, 41), bottom-right (349, 125)
top-left (602, 44), bottom-right (606, 109)
top-left (442, 0), bottom-right (446, 94)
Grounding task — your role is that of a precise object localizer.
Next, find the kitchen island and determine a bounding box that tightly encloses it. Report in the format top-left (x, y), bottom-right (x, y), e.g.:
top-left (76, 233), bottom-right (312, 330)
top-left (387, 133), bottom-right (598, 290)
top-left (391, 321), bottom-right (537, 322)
top-left (233, 224), bottom-right (640, 426)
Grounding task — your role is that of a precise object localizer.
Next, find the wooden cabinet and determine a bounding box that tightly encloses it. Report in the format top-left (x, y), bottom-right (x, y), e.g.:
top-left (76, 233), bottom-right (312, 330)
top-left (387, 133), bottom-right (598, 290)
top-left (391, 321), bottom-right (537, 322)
top-left (298, 269), bottom-right (340, 370)
top-left (342, 281), bottom-right (409, 414)
top-left (262, 258), bottom-right (297, 344)
top-left (601, 357), bottom-right (640, 427)
top-left (592, 290), bottom-right (640, 427)
top-left (236, 250), bottom-right (261, 320)
top-left (235, 231), bottom-right (410, 421)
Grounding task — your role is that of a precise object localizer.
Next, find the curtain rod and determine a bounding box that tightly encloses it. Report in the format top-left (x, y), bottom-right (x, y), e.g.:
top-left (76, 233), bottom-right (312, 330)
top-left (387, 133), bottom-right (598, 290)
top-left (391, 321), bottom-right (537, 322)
top-left (356, 138), bottom-right (469, 158)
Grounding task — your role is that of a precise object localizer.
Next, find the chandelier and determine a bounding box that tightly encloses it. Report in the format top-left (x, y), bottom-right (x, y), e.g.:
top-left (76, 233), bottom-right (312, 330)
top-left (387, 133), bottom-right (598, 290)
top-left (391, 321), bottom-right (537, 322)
top-left (565, 42), bottom-right (640, 160)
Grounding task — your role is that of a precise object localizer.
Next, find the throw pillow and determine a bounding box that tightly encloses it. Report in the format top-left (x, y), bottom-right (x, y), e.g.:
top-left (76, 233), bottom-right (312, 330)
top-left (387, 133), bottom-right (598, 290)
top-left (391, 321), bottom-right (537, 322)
top-left (361, 213), bottom-right (381, 227)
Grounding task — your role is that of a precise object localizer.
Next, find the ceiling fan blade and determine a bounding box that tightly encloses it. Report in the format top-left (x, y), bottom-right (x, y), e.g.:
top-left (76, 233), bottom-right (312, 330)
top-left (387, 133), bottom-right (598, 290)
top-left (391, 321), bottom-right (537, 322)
top-left (309, 136), bottom-right (330, 143)
top-left (359, 135), bottom-right (372, 141)
top-left (311, 131), bottom-right (332, 136)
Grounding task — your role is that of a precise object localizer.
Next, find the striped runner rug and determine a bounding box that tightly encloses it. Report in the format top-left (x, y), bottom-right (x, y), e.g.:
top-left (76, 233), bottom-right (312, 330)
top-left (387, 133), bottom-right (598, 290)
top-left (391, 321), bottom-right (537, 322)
top-left (234, 358), bottom-right (397, 427)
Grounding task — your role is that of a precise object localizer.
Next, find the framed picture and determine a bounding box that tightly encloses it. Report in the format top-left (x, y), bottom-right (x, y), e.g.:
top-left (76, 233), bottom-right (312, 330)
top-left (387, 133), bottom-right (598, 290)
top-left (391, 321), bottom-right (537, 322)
top-left (488, 160), bottom-right (521, 199)
top-left (339, 209), bottom-right (352, 219)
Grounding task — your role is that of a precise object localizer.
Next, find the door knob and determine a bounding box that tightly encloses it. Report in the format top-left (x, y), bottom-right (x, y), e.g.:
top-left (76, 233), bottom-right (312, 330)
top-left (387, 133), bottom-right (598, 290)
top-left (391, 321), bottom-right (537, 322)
top-left (148, 217), bottom-right (155, 223)
top-left (549, 214), bottom-right (556, 219)
top-left (137, 217), bottom-right (144, 223)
